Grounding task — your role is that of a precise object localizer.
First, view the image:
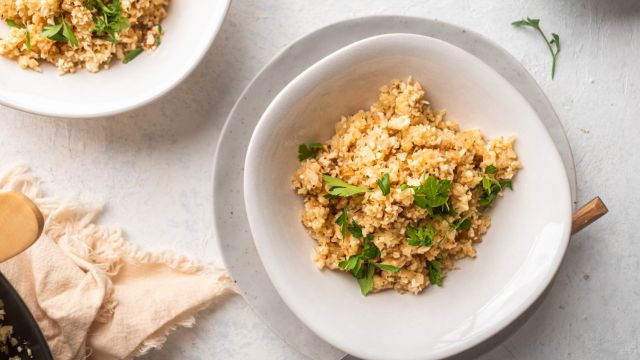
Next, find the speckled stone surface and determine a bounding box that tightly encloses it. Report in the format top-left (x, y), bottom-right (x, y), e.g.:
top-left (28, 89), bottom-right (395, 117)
top-left (0, 0), bottom-right (638, 359)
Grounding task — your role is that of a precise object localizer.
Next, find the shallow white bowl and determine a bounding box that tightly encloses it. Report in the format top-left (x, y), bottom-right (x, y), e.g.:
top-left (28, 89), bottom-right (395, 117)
top-left (245, 33), bottom-right (572, 360)
top-left (0, 0), bottom-right (230, 118)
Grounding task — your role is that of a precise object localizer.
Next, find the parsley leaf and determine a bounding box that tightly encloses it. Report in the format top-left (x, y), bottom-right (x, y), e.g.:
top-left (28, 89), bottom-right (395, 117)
top-left (485, 165), bottom-right (498, 174)
top-left (512, 17), bottom-right (561, 79)
top-left (6, 20), bottom-right (31, 50)
top-left (88, 0), bottom-right (130, 43)
top-left (427, 259), bottom-right (443, 286)
top-left (61, 17), bottom-right (78, 46)
top-left (357, 264), bottom-right (375, 295)
top-left (373, 263), bottom-right (400, 272)
top-left (123, 48), bottom-right (143, 64)
top-left (338, 234), bottom-right (399, 296)
top-left (477, 167), bottom-right (514, 209)
top-left (452, 213), bottom-right (473, 231)
top-left (362, 234), bottom-right (380, 260)
top-left (155, 24), bottom-right (163, 47)
top-left (42, 17), bottom-right (77, 46)
top-left (347, 220), bottom-right (363, 239)
top-left (412, 175), bottom-right (451, 213)
top-left (406, 224), bottom-right (435, 247)
top-left (5, 19), bottom-right (23, 28)
top-left (297, 143), bottom-right (322, 161)
top-left (336, 207), bottom-right (348, 237)
top-left (323, 175), bottom-right (371, 197)
top-left (24, 30), bottom-right (31, 50)
top-left (339, 255), bottom-right (364, 278)
top-left (376, 173), bottom-right (391, 195)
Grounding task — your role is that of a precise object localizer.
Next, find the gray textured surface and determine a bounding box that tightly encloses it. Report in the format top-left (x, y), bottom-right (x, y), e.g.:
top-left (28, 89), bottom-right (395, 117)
top-left (0, 0), bottom-right (637, 359)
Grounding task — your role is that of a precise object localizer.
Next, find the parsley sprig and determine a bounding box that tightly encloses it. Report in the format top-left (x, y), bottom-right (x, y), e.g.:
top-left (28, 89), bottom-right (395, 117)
top-left (401, 174), bottom-right (452, 215)
top-left (512, 17), bottom-right (561, 79)
top-left (5, 19), bottom-right (31, 51)
top-left (297, 143), bottom-right (322, 161)
top-left (426, 259), bottom-right (443, 286)
top-left (339, 234), bottom-right (400, 296)
top-left (478, 168), bottom-right (513, 208)
top-left (376, 173), bottom-right (391, 195)
top-left (323, 175), bottom-right (371, 197)
top-left (406, 224), bottom-right (435, 247)
top-left (87, 0), bottom-right (130, 43)
top-left (42, 16), bottom-right (78, 47)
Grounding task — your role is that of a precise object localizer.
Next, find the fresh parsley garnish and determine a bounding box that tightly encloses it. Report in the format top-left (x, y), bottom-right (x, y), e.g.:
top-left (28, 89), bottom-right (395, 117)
top-left (403, 174), bottom-right (452, 215)
top-left (123, 48), bottom-right (143, 64)
top-left (5, 19), bottom-right (22, 28)
top-left (376, 173), bottom-right (391, 195)
top-left (323, 175), bottom-right (371, 197)
top-left (338, 234), bottom-right (399, 296)
top-left (485, 165), bottom-right (498, 175)
top-left (373, 263), bottom-right (401, 272)
top-left (362, 234), bottom-right (380, 260)
top-left (347, 220), bottom-right (363, 239)
top-left (155, 24), bottom-right (163, 47)
top-left (357, 264), bottom-right (375, 296)
top-left (336, 207), bottom-right (348, 237)
top-left (451, 213), bottom-right (473, 231)
top-left (477, 166), bottom-right (514, 208)
top-left (297, 143), bottom-right (322, 161)
top-left (88, 0), bottom-right (130, 43)
top-left (5, 19), bottom-right (31, 51)
top-left (512, 17), bottom-right (561, 79)
top-left (427, 259), bottom-right (443, 286)
top-left (406, 224), bottom-right (435, 247)
top-left (42, 17), bottom-right (78, 46)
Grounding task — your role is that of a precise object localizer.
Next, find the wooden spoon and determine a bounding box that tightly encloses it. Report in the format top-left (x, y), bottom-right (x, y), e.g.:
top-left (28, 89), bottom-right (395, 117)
top-left (0, 192), bottom-right (44, 262)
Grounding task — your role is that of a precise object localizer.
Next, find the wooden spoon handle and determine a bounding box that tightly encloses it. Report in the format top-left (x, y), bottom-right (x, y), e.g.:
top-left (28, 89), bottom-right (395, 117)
top-left (572, 197), bottom-right (608, 235)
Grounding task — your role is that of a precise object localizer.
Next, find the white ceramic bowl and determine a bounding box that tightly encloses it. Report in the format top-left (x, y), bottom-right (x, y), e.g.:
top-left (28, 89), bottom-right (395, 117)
top-left (0, 0), bottom-right (230, 118)
top-left (245, 33), bottom-right (572, 360)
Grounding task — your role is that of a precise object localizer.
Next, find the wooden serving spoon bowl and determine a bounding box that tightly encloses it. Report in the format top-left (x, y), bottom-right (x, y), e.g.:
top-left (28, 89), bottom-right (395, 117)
top-left (0, 192), bottom-right (44, 262)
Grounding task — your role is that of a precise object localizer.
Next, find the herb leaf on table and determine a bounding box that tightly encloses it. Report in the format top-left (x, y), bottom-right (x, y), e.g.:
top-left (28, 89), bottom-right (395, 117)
top-left (512, 17), bottom-right (561, 79)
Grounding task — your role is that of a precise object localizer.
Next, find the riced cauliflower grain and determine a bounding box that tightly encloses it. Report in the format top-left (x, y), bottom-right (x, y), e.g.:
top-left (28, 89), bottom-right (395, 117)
top-left (291, 78), bottom-right (521, 295)
top-left (0, 0), bottom-right (168, 74)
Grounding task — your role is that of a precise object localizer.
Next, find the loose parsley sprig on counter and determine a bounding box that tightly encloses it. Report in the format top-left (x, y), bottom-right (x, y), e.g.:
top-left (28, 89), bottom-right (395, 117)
top-left (5, 19), bottom-right (31, 51)
top-left (512, 17), bottom-right (561, 79)
top-left (339, 234), bottom-right (400, 296)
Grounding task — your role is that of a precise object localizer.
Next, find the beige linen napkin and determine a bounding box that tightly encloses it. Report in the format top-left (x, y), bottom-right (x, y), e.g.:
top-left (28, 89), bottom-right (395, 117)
top-left (0, 166), bottom-right (235, 360)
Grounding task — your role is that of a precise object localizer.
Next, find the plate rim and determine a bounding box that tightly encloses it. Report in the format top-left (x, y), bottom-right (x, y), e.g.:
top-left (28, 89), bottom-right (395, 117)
top-left (243, 31), bottom-right (573, 360)
top-left (212, 15), bottom-right (577, 360)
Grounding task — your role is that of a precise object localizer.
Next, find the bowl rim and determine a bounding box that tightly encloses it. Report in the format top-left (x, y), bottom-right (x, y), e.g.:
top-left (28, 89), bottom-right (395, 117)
top-left (0, 0), bottom-right (231, 119)
top-left (244, 32), bottom-right (573, 360)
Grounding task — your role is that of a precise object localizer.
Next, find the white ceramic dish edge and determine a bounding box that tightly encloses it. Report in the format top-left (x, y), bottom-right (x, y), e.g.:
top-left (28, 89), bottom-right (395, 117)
top-left (244, 33), bottom-right (572, 360)
top-left (0, 0), bottom-right (231, 119)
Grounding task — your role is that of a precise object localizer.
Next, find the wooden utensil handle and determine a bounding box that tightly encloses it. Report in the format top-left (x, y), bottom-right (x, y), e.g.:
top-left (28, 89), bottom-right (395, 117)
top-left (572, 197), bottom-right (608, 235)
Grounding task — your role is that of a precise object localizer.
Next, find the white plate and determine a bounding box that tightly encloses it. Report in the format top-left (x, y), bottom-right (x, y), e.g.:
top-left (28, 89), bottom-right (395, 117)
top-left (213, 16), bottom-right (576, 360)
top-left (244, 33), bottom-right (572, 360)
top-left (0, 0), bottom-right (230, 118)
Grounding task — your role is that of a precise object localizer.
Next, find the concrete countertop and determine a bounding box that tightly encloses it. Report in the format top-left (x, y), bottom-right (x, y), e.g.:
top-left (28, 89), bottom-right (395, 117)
top-left (0, 0), bottom-right (637, 359)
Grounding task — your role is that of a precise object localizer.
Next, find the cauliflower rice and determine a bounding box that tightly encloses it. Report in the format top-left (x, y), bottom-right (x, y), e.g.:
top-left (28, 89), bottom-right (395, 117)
top-left (0, 0), bottom-right (168, 74)
top-left (0, 299), bottom-right (31, 360)
top-left (292, 79), bottom-right (521, 295)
